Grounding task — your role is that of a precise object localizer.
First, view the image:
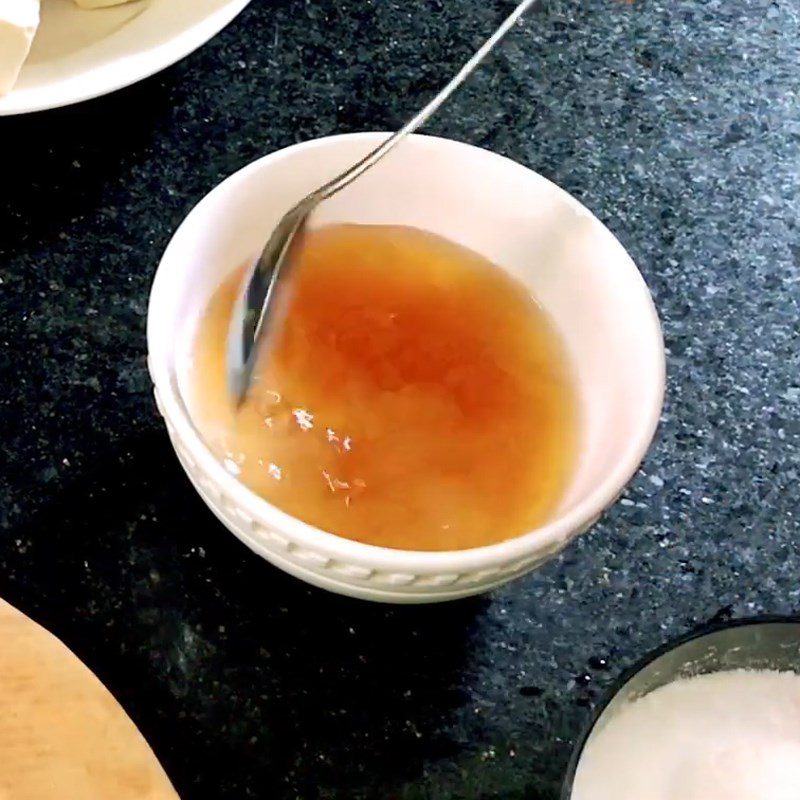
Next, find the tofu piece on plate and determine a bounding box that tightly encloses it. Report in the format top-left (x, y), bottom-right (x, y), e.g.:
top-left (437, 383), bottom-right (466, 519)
top-left (0, 0), bottom-right (40, 96)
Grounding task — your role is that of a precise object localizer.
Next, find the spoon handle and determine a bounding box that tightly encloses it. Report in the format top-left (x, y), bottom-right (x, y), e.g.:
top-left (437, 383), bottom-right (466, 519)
top-left (315, 0), bottom-right (541, 203)
top-left (228, 0), bottom-right (541, 404)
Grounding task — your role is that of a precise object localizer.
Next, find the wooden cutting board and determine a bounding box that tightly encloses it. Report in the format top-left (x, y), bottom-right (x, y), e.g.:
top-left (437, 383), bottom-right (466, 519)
top-left (0, 598), bottom-right (179, 799)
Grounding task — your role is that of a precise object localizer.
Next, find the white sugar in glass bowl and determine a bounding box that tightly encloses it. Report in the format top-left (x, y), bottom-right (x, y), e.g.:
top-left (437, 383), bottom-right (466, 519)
top-left (147, 132), bottom-right (665, 603)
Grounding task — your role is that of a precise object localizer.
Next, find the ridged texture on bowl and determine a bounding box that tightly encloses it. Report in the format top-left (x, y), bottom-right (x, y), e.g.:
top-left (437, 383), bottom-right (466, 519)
top-left (152, 383), bottom-right (581, 602)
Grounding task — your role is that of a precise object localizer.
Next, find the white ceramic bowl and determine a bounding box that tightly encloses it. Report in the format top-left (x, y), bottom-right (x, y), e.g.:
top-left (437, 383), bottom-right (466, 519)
top-left (0, 0), bottom-right (251, 116)
top-left (147, 132), bottom-right (665, 603)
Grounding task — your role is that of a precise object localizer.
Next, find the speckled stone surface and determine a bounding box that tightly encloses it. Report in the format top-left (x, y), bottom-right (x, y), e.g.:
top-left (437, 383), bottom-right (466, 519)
top-left (1, 0), bottom-right (799, 797)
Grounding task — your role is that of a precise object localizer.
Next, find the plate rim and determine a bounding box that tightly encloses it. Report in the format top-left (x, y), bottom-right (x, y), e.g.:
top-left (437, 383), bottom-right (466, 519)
top-left (0, 0), bottom-right (252, 116)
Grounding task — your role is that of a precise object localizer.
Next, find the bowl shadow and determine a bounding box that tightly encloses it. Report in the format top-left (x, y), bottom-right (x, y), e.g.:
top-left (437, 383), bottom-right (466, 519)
top-left (2, 427), bottom-right (486, 799)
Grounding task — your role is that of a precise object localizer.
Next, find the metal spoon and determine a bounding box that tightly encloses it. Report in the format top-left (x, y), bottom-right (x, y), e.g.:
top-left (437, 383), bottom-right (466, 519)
top-left (227, 0), bottom-right (540, 405)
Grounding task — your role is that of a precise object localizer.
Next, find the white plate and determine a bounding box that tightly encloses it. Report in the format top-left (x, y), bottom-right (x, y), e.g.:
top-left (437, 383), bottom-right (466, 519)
top-left (0, 0), bottom-right (251, 116)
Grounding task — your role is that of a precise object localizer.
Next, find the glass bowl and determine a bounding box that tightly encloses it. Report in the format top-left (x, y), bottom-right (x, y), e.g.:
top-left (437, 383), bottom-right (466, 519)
top-left (561, 617), bottom-right (800, 799)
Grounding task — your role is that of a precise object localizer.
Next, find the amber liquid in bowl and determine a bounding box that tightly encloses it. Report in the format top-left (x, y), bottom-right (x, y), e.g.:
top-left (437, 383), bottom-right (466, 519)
top-left (188, 224), bottom-right (579, 551)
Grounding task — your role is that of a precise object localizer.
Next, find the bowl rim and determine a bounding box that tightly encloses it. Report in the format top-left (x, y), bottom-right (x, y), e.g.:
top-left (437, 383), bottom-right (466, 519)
top-left (559, 614), bottom-right (800, 800)
top-left (148, 131), bottom-right (666, 574)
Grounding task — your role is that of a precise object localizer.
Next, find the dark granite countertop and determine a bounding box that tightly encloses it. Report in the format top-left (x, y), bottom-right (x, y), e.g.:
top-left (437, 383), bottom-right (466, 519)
top-left (1, 0), bottom-right (799, 797)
